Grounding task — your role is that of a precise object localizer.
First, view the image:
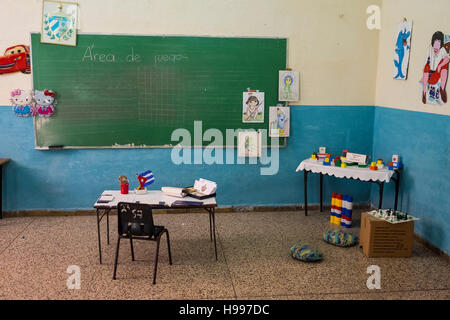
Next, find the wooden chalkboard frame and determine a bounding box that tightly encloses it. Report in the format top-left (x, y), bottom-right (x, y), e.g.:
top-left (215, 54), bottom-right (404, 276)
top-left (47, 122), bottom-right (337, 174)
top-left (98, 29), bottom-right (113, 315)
top-left (31, 32), bottom-right (288, 149)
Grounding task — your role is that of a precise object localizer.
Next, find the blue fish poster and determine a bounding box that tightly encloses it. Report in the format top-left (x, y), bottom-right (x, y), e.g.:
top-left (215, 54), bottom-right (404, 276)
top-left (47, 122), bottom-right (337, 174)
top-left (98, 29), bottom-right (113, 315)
top-left (393, 20), bottom-right (413, 80)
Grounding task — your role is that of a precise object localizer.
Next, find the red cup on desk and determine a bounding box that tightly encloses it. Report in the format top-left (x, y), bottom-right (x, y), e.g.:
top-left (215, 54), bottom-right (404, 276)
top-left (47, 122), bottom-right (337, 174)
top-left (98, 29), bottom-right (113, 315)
top-left (120, 182), bottom-right (129, 194)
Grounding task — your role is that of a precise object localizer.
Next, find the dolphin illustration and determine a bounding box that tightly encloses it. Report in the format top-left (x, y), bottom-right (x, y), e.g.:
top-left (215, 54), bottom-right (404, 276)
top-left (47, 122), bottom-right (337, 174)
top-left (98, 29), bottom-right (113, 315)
top-left (394, 29), bottom-right (411, 79)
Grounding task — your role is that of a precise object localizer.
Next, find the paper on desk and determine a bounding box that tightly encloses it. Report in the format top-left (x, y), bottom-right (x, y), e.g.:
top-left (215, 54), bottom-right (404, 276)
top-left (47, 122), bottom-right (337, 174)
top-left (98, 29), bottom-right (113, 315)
top-left (99, 195), bottom-right (114, 202)
top-left (193, 178), bottom-right (217, 195)
top-left (161, 187), bottom-right (188, 198)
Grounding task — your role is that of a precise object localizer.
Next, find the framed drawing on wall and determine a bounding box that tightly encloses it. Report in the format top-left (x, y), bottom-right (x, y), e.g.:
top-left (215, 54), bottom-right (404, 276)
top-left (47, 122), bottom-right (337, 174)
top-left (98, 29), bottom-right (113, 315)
top-left (41, 0), bottom-right (78, 46)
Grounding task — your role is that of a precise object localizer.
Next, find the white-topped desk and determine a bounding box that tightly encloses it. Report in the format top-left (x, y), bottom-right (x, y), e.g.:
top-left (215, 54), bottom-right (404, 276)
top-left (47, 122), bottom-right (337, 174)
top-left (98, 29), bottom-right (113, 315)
top-left (94, 190), bottom-right (218, 264)
top-left (296, 158), bottom-right (401, 216)
top-left (0, 158), bottom-right (10, 219)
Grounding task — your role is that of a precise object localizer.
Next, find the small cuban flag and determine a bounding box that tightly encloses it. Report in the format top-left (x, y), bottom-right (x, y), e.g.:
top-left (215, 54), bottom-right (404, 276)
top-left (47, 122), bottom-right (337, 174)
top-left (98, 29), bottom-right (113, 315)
top-left (136, 170), bottom-right (155, 189)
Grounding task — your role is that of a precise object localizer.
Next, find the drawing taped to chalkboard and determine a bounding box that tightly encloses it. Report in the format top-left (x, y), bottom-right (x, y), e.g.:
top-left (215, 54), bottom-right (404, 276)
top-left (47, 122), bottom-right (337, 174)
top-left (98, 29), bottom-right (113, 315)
top-left (279, 71), bottom-right (299, 101)
top-left (242, 91), bottom-right (264, 123)
top-left (269, 106), bottom-right (290, 137)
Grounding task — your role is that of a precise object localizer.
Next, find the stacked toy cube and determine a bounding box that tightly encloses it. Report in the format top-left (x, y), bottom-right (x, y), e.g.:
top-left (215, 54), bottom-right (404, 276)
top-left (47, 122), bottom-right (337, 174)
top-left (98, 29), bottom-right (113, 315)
top-left (330, 193), bottom-right (353, 228)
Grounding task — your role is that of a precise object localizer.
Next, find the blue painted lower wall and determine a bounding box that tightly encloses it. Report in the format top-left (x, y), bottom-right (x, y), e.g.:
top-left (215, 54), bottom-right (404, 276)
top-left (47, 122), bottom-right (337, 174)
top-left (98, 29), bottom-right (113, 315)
top-left (2, 105), bottom-right (449, 253)
top-left (0, 105), bottom-right (374, 211)
top-left (371, 107), bottom-right (450, 254)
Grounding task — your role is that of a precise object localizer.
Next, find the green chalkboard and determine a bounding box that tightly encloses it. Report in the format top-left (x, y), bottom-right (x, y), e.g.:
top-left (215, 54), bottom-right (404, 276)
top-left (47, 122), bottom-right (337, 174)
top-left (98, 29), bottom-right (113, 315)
top-left (31, 33), bottom-right (287, 148)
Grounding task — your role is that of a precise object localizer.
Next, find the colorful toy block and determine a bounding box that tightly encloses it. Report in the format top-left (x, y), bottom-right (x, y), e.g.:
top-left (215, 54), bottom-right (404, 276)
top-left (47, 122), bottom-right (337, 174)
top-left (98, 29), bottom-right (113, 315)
top-left (330, 193), bottom-right (342, 225)
top-left (340, 195), bottom-right (353, 228)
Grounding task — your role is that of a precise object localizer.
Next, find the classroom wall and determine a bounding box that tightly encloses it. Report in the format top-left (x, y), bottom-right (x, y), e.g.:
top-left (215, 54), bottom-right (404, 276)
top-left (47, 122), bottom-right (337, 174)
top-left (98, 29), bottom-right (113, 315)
top-left (371, 0), bottom-right (450, 254)
top-left (0, 106), bottom-right (374, 210)
top-left (0, 0), bottom-right (380, 106)
top-left (0, 0), bottom-right (381, 209)
top-left (370, 107), bottom-right (450, 254)
top-left (375, 0), bottom-right (450, 115)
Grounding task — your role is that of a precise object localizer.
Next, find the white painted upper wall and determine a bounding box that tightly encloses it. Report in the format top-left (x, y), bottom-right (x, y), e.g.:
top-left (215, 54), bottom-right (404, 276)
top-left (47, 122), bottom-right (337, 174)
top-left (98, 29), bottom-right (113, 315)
top-left (375, 0), bottom-right (450, 115)
top-left (0, 0), bottom-right (380, 106)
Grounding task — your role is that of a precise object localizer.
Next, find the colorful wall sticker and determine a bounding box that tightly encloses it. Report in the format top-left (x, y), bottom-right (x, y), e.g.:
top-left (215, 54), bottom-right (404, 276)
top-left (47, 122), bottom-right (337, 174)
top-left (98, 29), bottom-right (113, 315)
top-left (420, 31), bottom-right (450, 105)
top-left (0, 45), bottom-right (31, 74)
top-left (10, 89), bottom-right (33, 117)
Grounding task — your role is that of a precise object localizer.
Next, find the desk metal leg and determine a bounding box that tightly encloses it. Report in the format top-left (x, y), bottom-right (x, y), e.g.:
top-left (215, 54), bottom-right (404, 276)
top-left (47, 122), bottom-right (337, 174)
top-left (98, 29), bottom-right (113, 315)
top-left (319, 173), bottom-right (323, 212)
top-left (96, 209), bottom-right (102, 264)
top-left (0, 165), bottom-right (3, 219)
top-left (106, 210), bottom-right (110, 245)
top-left (211, 208), bottom-right (217, 261)
top-left (393, 171), bottom-right (400, 211)
top-left (303, 170), bottom-right (308, 216)
top-left (378, 182), bottom-right (384, 209)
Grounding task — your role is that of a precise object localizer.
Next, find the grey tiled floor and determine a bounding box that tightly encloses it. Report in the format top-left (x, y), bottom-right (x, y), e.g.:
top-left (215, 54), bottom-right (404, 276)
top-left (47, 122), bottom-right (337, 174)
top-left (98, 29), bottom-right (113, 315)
top-left (0, 210), bottom-right (448, 300)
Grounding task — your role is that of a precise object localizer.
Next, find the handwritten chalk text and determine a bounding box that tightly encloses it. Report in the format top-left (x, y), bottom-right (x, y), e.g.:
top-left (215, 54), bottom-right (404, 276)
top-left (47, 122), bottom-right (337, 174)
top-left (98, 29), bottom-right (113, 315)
top-left (155, 54), bottom-right (188, 64)
top-left (82, 45), bottom-right (141, 63)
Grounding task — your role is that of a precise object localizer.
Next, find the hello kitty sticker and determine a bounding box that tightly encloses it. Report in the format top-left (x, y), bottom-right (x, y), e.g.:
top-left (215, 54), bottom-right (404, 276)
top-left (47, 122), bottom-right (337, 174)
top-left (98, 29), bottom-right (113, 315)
top-left (10, 89), bottom-right (33, 117)
top-left (10, 89), bottom-right (56, 118)
top-left (34, 89), bottom-right (56, 117)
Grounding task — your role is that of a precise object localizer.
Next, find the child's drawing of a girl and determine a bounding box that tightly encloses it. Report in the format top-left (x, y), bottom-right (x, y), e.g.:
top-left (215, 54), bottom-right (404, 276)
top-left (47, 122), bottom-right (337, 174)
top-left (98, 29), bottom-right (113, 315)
top-left (245, 95), bottom-right (260, 121)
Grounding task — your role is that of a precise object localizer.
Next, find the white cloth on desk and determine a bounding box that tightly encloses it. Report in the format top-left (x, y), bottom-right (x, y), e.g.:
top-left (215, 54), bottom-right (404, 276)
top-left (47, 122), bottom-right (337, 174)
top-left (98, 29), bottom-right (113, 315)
top-left (94, 190), bottom-right (217, 208)
top-left (296, 158), bottom-right (394, 183)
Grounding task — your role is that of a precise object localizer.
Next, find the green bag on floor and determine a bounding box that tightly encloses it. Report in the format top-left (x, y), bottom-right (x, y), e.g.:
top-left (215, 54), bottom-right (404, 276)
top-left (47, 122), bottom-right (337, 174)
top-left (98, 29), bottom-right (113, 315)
top-left (323, 229), bottom-right (358, 247)
top-left (290, 243), bottom-right (323, 262)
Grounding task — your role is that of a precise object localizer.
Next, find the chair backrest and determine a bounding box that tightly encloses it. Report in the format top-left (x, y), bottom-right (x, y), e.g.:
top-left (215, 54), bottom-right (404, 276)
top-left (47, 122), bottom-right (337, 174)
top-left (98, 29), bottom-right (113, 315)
top-left (117, 202), bottom-right (157, 237)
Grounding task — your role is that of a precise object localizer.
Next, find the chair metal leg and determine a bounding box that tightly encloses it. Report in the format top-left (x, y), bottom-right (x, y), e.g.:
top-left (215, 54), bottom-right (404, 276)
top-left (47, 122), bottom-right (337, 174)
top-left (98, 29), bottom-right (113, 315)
top-left (165, 230), bottom-right (173, 265)
top-left (112, 237), bottom-right (121, 280)
top-left (153, 237), bottom-right (161, 285)
top-left (304, 170), bottom-right (308, 216)
top-left (212, 208), bottom-right (218, 261)
top-left (130, 236), bottom-right (135, 261)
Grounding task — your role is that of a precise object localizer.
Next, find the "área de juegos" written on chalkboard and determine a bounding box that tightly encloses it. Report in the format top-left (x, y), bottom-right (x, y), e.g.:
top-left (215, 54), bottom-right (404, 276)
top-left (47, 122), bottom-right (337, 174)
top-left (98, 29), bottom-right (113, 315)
top-left (82, 44), bottom-right (188, 64)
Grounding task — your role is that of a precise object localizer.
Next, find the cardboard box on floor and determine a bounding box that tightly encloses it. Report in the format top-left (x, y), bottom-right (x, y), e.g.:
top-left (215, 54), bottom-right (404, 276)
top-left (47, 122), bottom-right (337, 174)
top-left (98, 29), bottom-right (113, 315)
top-left (360, 212), bottom-right (414, 258)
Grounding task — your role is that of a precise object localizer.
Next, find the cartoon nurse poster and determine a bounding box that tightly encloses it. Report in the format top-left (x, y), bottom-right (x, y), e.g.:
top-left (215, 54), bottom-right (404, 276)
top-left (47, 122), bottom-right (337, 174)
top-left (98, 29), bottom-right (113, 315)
top-left (278, 71), bottom-right (299, 101)
top-left (393, 20), bottom-right (412, 80)
top-left (420, 31), bottom-right (450, 105)
top-left (242, 91), bottom-right (264, 123)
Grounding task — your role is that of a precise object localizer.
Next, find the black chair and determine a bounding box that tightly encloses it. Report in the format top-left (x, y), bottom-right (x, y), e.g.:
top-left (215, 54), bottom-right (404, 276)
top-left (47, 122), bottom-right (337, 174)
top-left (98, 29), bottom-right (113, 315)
top-left (113, 202), bottom-right (172, 284)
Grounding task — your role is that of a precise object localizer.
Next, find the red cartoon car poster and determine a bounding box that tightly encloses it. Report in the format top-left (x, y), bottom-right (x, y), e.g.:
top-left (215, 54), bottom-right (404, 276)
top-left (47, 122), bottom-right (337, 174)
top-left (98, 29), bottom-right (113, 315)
top-left (0, 45), bottom-right (31, 75)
